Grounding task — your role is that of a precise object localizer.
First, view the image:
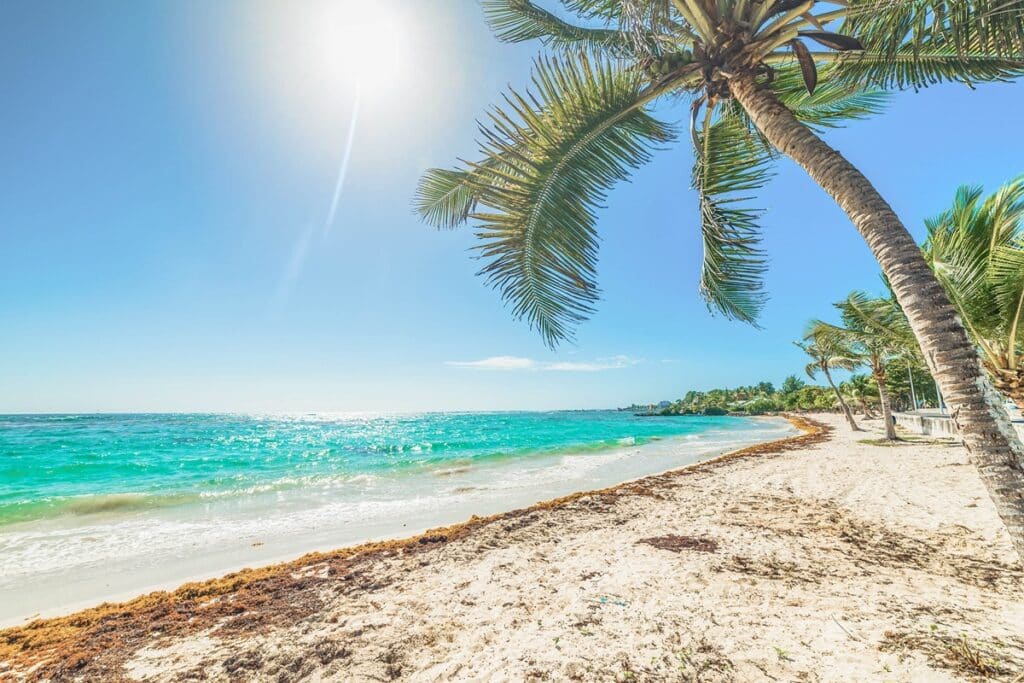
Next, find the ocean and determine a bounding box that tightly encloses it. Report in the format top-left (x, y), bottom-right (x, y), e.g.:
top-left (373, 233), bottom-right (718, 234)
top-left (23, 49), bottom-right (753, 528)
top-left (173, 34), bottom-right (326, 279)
top-left (0, 411), bottom-right (795, 622)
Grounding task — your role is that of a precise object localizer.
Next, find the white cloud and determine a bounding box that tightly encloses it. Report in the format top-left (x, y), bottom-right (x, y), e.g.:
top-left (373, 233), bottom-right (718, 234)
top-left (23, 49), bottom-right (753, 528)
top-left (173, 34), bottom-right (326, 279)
top-left (445, 355), bottom-right (640, 372)
top-left (445, 356), bottom-right (539, 371)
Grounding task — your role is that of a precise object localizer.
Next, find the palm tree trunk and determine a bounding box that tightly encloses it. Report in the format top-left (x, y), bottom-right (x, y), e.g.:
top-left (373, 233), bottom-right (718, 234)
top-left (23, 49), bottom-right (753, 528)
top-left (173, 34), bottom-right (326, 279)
top-left (730, 75), bottom-right (1024, 560)
top-left (872, 363), bottom-right (897, 440)
top-left (823, 365), bottom-right (860, 431)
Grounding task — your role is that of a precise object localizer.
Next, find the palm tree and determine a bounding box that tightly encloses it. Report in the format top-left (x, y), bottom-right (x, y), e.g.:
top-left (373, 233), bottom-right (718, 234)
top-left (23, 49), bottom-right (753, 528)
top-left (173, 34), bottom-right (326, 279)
top-left (923, 179), bottom-right (1024, 409)
top-left (415, 1), bottom-right (1024, 556)
top-left (816, 291), bottom-right (917, 439)
top-left (798, 322), bottom-right (861, 430)
top-left (840, 373), bottom-right (876, 418)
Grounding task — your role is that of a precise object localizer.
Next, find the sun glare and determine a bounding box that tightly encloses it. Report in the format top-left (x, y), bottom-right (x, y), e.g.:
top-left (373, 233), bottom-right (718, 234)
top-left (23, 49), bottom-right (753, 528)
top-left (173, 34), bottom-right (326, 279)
top-left (299, 1), bottom-right (407, 97)
top-left (227, 0), bottom-right (458, 172)
top-left (239, 0), bottom-right (411, 129)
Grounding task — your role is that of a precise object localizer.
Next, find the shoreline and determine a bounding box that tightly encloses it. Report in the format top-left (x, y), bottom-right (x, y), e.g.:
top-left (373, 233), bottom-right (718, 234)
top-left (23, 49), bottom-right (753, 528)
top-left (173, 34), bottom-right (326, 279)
top-left (0, 415), bottom-right (824, 677)
top-left (6, 413), bottom-right (1021, 682)
top-left (0, 415), bottom-right (796, 628)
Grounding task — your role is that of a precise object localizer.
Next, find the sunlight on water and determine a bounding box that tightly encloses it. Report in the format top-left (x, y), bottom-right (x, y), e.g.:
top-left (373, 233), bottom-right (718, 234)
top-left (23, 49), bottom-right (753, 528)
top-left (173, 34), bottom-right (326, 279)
top-left (0, 411), bottom-right (791, 527)
top-left (0, 411), bottom-right (797, 621)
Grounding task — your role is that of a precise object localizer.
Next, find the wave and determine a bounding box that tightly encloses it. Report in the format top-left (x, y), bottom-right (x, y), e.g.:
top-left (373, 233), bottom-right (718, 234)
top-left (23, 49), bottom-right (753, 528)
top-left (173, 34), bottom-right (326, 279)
top-left (417, 435), bottom-right (652, 475)
top-left (0, 468), bottom-right (401, 527)
top-left (0, 491), bottom-right (203, 526)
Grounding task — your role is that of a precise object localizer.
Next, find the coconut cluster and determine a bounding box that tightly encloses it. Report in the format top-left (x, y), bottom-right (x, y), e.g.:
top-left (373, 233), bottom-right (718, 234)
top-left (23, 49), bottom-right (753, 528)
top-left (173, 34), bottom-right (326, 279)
top-left (642, 50), bottom-right (694, 80)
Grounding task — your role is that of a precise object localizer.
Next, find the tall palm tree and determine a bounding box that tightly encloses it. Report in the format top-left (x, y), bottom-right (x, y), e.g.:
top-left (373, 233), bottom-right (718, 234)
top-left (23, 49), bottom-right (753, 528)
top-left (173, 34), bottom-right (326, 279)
top-left (798, 322), bottom-right (862, 430)
top-left (415, 1), bottom-right (1024, 556)
top-left (923, 179), bottom-right (1024, 409)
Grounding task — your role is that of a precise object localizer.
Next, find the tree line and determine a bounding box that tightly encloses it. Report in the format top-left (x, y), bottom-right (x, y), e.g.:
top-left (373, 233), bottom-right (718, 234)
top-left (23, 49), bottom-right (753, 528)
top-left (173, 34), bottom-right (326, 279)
top-left (800, 179), bottom-right (1024, 439)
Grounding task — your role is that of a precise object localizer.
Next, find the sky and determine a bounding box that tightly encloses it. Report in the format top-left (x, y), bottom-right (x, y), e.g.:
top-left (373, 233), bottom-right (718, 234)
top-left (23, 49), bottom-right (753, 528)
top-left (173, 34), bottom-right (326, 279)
top-left (1, 1), bottom-right (1022, 413)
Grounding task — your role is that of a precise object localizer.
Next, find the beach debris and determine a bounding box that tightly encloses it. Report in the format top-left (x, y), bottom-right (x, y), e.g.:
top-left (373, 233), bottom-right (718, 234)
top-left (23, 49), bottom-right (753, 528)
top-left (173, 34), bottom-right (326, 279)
top-left (637, 534), bottom-right (719, 553)
top-left (880, 630), bottom-right (1024, 680)
top-left (716, 553), bottom-right (824, 584)
top-left (417, 534), bottom-right (448, 545)
top-left (585, 595), bottom-right (629, 608)
top-left (831, 614), bottom-right (862, 642)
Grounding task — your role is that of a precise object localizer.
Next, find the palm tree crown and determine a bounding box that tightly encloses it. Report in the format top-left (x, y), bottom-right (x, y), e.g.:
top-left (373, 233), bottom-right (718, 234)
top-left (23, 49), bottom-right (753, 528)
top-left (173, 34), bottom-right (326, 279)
top-left (922, 178), bottom-right (1024, 406)
top-left (415, 0), bottom-right (1023, 345)
top-left (798, 322), bottom-right (860, 379)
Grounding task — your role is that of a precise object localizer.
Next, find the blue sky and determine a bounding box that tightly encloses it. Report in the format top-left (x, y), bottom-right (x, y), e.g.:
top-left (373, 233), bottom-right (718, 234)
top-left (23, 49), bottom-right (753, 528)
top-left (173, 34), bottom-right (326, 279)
top-left (1, 1), bottom-right (1022, 413)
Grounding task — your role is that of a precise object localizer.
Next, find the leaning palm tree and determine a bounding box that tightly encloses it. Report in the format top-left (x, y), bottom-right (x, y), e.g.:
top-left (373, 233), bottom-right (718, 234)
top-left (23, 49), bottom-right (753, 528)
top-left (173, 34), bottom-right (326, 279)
top-left (415, 1), bottom-right (1024, 556)
top-left (798, 322), bottom-right (862, 430)
top-left (923, 178), bottom-right (1024, 409)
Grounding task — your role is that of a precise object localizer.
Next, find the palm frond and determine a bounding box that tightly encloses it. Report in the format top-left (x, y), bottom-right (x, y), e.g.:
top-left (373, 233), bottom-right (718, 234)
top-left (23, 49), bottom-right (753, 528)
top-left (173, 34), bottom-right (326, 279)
top-left (825, 47), bottom-right (1024, 89)
top-left (692, 109), bottom-right (772, 325)
top-left (830, 0), bottom-right (1024, 90)
top-left (563, 0), bottom-right (683, 41)
top-left (804, 319), bottom-right (865, 369)
top-left (990, 240), bottom-right (1024, 347)
top-left (806, 318), bottom-right (877, 367)
top-left (482, 0), bottom-right (638, 54)
top-left (836, 291), bottom-right (918, 353)
top-left (923, 178), bottom-right (1024, 363)
top-left (770, 65), bottom-right (891, 128)
top-left (925, 184), bottom-right (998, 310)
top-left (563, 0), bottom-right (633, 20)
top-left (414, 168), bottom-right (480, 230)
top-left (841, 0), bottom-right (1024, 59)
top-left (452, 53), bottom-right (675, 346)
top-left (986, 184), bottom-right (1024, 340)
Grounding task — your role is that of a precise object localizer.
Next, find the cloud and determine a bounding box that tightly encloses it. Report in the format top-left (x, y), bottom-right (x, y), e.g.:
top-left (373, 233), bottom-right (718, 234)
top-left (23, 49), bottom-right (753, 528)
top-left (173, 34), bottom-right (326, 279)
top-left (446, 356), bottom-right (538, 371)
top-left (445, 355), bottom-right (640, 372)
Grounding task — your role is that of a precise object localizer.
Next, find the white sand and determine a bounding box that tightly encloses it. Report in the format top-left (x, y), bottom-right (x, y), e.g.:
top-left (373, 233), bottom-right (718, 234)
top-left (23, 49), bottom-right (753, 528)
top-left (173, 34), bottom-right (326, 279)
top-left (0, 418), bottom-right (795, 627)
top-left (5, 414), bottom-right (1023, 681)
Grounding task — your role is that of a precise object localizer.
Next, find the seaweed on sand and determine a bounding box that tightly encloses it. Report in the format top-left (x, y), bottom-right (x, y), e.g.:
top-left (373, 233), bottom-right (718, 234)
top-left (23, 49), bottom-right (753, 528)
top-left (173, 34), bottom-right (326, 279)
top-left (0, 415), bottom-right (826, 681)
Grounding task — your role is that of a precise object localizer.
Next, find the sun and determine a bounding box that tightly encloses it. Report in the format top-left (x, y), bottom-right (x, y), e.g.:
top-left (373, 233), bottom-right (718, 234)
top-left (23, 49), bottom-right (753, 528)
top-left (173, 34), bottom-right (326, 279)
top-left (247, 0), bottom-right (409, 108)
top-left (304, 1), bottom-right (407, 95)
top-left (224, 0), bottom-right (454, 163)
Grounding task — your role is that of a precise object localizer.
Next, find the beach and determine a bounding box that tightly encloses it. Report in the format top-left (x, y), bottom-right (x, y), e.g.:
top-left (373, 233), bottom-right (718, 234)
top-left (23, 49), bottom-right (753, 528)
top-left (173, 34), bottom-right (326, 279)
top-left (2, 413), bottom-right (1022, 681)
top-left (0, 412), bottom-right (795, 625)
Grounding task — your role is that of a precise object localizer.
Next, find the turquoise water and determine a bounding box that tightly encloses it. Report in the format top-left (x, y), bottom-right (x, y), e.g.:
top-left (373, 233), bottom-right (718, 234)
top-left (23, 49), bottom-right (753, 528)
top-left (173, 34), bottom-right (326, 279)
top-left (0, 411), bottom-right (795, 622)
top-left (0, 411), bottom-right (767, 527)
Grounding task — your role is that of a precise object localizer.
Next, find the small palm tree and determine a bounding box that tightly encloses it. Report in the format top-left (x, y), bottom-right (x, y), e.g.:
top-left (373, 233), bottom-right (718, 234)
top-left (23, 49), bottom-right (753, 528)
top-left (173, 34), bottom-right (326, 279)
top-left (797, 322), bottom-right (862, 430)
top-left (923, 179), bottom-right (1024, 408)
top-left (840, 373), bottom-right (876, 418)
top-left (815, 291), bottom-right (916, 439)
top-left (415, 1), bottom-right (1024, 556)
